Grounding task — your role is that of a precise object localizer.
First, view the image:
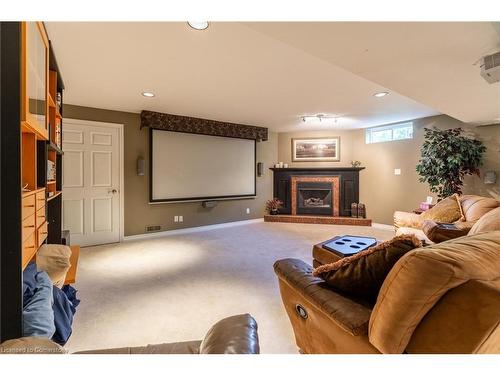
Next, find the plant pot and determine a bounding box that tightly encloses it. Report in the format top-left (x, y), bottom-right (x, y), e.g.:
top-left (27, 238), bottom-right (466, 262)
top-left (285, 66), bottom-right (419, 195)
top-left (269, 209), bottom-right (279, 215)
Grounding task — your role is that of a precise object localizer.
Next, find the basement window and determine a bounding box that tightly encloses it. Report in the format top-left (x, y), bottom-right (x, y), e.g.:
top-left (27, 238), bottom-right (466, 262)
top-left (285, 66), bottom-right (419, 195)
top-left (365, 122), bottom-right (413, 144)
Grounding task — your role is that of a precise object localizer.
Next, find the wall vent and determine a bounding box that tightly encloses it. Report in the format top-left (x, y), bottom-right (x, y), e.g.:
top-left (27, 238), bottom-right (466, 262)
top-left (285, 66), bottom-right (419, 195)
top-left (145, 225), bottom-right (162, 232)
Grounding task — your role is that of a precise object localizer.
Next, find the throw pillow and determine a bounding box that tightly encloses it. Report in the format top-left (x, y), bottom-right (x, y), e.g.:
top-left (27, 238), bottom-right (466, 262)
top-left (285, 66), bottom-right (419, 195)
top-left (36, 244), bottom-right (72, 288)
top-left (313, 234), bottom-right (422, 304)
top-left (420, 194), bottom-right (464, 223)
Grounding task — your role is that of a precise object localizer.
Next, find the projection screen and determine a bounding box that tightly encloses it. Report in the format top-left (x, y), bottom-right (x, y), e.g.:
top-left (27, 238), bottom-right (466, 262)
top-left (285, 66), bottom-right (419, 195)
top-left (150, 129), bottom-right (256, 203)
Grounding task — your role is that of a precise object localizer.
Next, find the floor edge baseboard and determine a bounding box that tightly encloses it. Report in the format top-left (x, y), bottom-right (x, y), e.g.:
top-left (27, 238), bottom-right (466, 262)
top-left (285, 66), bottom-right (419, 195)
top-left (123, 218), bottom-right (264, 241)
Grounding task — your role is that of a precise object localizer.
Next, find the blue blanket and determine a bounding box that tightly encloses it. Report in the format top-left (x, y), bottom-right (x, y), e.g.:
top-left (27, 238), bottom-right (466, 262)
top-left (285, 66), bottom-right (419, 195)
top-left (22, 264), bottom-right (56, 338)
top-left (52, 286), bottom-right (74, 345)
top-left (52, 285), bottom-right (80, 345)
top-left (23, 263), bottom-right (81, 345)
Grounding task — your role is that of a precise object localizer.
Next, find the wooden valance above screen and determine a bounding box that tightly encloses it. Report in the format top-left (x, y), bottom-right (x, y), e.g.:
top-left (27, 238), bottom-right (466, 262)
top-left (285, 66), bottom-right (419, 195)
top-left (140, 110), bottom-right (268, 142)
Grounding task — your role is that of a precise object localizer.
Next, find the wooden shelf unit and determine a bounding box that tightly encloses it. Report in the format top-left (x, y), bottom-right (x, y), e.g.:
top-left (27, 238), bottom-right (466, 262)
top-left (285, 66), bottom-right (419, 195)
top-left (21, 22), bottom-right (49, 141)
top-left (19, 22), bottom-right (77, 280)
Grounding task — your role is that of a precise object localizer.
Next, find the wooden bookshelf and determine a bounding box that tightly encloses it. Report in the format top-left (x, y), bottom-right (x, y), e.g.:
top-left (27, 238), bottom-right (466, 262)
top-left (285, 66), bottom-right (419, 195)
top-left (20, 22), bottom-right (49, 268)
top-left (19, 22), bottom-right (77, 281)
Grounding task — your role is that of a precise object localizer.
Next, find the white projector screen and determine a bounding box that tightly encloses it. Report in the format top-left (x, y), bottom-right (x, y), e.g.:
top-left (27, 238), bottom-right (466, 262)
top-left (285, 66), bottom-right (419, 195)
top-left (150, 129), bottom-right (256, 202)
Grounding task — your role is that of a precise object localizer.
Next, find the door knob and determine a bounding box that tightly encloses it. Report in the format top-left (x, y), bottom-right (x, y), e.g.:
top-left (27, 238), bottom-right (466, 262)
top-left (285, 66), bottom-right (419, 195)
top-left (109, 189), bottom-right (118, 194)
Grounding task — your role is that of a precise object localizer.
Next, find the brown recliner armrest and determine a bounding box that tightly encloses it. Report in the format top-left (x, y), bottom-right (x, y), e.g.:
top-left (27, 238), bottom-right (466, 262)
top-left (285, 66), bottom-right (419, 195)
top-left (422, 220), bottom-right (472, 243)
top-left (199, 314), bottom-right (259, 354)
top-left (274, 258), bottom-right (372, 336)
top-left (76, 314), bottom-right (259, 354)
top-left (394, 211), bottom-right (424, 230)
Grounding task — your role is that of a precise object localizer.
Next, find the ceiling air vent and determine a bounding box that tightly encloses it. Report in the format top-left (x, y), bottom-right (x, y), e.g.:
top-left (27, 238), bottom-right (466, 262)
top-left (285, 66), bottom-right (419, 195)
top-left (145, 225), bottom-right (162, 233)
top-left (480, 51), bottom-right (500, 84)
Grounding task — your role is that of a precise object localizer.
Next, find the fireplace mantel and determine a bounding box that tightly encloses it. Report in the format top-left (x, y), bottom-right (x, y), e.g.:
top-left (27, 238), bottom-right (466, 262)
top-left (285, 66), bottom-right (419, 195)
top-left (270, 167), bottom-right (365, 172)
top-left (270, 167), bottom-right (364, 217)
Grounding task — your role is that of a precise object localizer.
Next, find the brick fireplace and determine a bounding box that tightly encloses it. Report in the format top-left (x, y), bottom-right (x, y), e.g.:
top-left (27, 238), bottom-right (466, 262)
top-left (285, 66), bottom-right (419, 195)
top-left (291, 176), bottom-right (340, 216)
top-left (265, 167), bottom-right (371, 226)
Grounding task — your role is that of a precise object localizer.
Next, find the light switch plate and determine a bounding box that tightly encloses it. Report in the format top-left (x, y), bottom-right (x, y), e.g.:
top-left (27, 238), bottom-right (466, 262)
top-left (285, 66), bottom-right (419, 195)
top-left (174, 216), bottom-right (179, 222)
top-left (179, 216), bottom-right (183, 222)
top-left (394, 168), bottom-right (401, 175)
top-left (246, 208), bottom-right (250, 214)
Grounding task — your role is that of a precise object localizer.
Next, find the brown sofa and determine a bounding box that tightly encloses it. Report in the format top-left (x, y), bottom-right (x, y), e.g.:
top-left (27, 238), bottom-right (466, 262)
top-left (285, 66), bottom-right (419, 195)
top-left (0, 314), bottom-right (259, 354)
top-left (394, 195), bottom-right (500, 243)
top-left (274, 231), bottom-right (500, 354)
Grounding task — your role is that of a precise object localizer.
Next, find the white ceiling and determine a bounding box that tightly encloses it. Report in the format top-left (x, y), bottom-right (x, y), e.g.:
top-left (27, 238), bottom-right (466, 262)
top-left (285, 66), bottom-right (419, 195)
top-left (247, 22), bottom-right (500, 126)
top-left (45, 22), bottom-right (499, 132)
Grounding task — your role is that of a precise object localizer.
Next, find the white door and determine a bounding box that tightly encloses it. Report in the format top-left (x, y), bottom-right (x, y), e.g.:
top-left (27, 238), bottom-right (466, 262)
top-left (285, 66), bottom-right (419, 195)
top-left (62, 119), bottom-right (122, 247)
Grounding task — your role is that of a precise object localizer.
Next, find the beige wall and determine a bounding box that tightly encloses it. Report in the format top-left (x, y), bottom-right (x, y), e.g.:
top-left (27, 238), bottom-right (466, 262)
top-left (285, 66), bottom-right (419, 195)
top-left (63, 103), bottom-right (499, 231)
top-left (63, 104), bottom-right (277, 236)
top-left (278, 115), bottom-right (499, 225)
top-left (353, 115), bottom-right (479, 225)
top-left (278, 129), bottom-right (356, 167)
top-left (473, 124), bottom-right (500, 200)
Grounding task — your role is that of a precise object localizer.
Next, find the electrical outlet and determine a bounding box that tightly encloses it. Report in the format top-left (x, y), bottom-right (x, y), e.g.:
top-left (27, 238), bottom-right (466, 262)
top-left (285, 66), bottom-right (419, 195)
top-left (394, 168), bottom-right (401, 175)
top-left (246, 208), bottom-right (250, 214)
top-left (179, 215), bottom-right (183, 222)
top-left (174, 216), bottom-right (179, 222)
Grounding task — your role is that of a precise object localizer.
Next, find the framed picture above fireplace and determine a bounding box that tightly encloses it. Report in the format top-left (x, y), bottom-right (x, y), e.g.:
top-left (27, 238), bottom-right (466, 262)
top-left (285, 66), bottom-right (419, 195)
top-left (291, 137), bottom-right (340, 162)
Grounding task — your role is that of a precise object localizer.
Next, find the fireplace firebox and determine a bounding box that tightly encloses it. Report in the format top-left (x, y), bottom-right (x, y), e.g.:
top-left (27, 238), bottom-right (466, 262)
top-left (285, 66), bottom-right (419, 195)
top-left (297, 182), bottom-right (333, 215)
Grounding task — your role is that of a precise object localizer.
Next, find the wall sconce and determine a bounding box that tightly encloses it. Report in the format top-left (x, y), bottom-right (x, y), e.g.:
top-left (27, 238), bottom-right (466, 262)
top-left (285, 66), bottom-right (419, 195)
top-left (137, 157), bottom-right (145, 176)
top-left (484, 170), bottom-right (497, 184)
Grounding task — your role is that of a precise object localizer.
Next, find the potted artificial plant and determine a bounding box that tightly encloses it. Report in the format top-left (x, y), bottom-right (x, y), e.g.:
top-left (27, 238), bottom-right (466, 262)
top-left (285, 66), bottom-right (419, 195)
top-left (266, 198), bottom-right (283, 215)
top-left (416, 127), bottom-right (486, 199)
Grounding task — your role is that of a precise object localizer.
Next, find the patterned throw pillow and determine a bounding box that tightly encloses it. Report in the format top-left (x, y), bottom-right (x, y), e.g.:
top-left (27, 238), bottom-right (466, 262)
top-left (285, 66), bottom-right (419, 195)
top-left (420, 194), bottom-right (464, 223)
top-left (313, 235), bottom-right (422, 304)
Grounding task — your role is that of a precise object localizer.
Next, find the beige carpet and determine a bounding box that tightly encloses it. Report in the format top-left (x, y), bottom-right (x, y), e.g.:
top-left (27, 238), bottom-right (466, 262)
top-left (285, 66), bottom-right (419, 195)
top-left (65, 222), bottom-right (393, 354)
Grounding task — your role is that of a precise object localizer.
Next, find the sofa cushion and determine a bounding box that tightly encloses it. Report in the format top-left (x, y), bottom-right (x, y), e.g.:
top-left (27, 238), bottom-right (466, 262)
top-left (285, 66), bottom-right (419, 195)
top-left (421, 194), bottom-right (464, 223)
top-left (393, 211), bottom-right (424, 230)
top-left (36, 244), bottom-right (72, 288)
top-left (458, 195), bottom-right (500, 222)
top-left (369, 231), bottom-right (500, 354)
top-left (395, 227), bottom-right (431, 243)
top-left (468, 207), bottom-right (500, 235)
top-left (313, 235), bottom-right (422, 304)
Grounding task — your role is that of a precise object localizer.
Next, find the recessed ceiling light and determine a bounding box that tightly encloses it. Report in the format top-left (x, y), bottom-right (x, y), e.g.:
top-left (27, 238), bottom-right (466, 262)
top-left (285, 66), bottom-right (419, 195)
top-left (373, 91), bottom-right (389, 98)
top-left (187, 21), bottom-right (209, 30)
top-left (141, 91), bottom-right (155, 98)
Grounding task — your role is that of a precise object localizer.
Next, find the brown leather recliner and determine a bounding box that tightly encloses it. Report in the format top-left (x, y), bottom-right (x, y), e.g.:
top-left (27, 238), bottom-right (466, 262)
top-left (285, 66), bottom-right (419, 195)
top-left (0, 314), bottom-right (260, 354)
top-left (274, 231), bottom-right (500, 354)
top-left (394, 195), bottom-right (500, 243)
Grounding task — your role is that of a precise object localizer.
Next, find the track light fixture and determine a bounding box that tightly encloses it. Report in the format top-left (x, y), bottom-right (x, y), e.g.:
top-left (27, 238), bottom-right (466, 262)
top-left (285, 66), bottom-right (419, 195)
top-left (301, 114), bottom-right (339, 124)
